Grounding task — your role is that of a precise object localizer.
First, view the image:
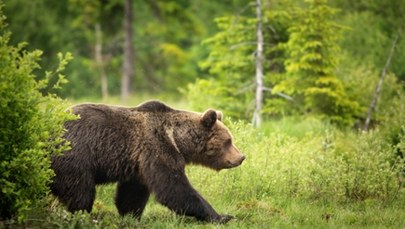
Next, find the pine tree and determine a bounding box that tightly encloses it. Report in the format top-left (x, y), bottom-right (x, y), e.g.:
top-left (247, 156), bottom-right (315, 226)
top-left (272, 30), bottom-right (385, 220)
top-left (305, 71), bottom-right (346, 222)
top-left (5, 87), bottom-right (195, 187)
top-left (277, 0), bottom-right (360, 125)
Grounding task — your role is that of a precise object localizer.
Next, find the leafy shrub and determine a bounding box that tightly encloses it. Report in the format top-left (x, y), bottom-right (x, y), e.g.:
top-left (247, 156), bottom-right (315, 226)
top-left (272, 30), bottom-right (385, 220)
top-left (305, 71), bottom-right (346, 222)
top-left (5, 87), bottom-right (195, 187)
top-left (379, 86), bottom-right (405, 161)
top-left (334, 131), bottom-right (404, 201)
top-left (0, 9), bottom-right (75, 222)
top-left (193, 120), bottom-right (404, 204)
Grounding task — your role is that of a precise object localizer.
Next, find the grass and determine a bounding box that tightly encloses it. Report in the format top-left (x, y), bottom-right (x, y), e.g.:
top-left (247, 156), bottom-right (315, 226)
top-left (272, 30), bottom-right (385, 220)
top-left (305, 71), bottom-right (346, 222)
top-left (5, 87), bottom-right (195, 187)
top-left (3, 98), bottom-right (404, 228)
top-left (13, 186), bottom-right (405, 228)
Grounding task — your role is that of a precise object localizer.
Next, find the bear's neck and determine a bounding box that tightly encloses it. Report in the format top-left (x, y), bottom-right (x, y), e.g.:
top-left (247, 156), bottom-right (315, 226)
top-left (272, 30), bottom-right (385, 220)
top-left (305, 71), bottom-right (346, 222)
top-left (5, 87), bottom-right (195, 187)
top-left (164, 126), bottom-right (181, 154)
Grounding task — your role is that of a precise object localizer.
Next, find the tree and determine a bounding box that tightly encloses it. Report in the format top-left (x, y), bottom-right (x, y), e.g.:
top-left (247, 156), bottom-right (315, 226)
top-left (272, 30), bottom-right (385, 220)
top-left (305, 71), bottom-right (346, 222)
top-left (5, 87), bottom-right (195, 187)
top-left (4, 0), bottom-right (253, 99)
top-left (187, 0), bottom-right (292, 120)
top-left (68, 0), bottom-right (123, 101)
top-left (363, 34), bottom-right (399, 131)
top-left (3, 0), bottom-right (80, 95)
top-left (121, 0), bottom-right (133, 102)
top-left (252, 0), bottom-right (264, 127)
top-left (275, 0), bottom-right (360, 125)
top-left (95, 23), bottom-right (108, 100)
top-left (332, 0), bottom-right (405, 82)
top-left (195, 11), bottom-right (257, 119)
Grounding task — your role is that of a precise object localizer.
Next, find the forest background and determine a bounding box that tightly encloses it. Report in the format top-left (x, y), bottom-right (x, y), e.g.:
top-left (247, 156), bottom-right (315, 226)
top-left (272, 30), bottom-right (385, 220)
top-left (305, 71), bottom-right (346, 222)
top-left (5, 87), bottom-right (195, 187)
top-left (1, 0), bottom-right (405, 228)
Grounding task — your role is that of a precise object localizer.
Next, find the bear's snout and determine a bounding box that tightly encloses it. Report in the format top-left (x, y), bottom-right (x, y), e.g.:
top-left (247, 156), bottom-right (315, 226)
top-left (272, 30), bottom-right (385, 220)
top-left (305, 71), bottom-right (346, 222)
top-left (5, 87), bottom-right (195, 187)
top-left (223, 146), bottom-right (245, 169)
top-left (231, 154), bottom-right (245, 166)
top-left (240, 155), bottom-right (246, 163)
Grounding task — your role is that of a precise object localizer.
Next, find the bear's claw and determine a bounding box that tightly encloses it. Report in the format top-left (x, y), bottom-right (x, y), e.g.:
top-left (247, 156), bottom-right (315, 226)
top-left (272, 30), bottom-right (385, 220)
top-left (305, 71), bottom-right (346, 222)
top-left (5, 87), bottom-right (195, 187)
top-left (216, 214), bottom-right (234, 224)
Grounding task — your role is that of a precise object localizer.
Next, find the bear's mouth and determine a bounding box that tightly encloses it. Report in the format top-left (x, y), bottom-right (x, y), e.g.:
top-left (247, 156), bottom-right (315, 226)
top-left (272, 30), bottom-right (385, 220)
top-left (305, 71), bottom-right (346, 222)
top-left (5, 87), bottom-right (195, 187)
top-left (225, 154), bottom-right (245, 169)
top-left (225, 160), bottom-right (243, 168)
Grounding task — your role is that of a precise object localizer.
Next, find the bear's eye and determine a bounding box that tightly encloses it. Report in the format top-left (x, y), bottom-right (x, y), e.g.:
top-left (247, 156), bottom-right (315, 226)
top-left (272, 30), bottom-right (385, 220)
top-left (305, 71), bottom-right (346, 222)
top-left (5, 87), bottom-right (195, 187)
top-left (224, 139), bottom-right (232, 149)
top-left (206, 150), bottom-right (216, 156)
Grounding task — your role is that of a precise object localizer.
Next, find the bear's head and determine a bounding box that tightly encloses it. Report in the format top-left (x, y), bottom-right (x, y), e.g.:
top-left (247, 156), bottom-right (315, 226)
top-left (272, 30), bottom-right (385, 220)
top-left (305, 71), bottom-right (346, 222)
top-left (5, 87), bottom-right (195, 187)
top-left (170, 109), bottom-right (245, 171)
top-left (200, 109), bottom-right (245, 171)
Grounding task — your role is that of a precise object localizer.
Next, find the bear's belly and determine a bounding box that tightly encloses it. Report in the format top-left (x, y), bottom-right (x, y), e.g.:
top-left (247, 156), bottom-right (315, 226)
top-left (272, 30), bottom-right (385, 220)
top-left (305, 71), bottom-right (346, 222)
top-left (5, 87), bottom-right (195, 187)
top-left (93, 164), bottom-right (140, 184)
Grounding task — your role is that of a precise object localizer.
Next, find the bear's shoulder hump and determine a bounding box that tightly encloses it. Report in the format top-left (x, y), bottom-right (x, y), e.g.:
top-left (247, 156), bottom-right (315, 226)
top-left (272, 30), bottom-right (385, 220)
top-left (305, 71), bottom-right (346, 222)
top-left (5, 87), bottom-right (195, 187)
top-left (135, 100), bottom-right (174, 113)
top-left (69, 103), bottom-right (117, 116)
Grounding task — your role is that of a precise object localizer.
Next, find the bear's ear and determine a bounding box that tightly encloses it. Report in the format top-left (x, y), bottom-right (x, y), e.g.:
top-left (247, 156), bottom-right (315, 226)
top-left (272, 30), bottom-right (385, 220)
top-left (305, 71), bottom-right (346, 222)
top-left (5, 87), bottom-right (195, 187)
top-left (216, 111), bottom-right (223, 122)
top-left (201, 109), bottom-right (217, 128)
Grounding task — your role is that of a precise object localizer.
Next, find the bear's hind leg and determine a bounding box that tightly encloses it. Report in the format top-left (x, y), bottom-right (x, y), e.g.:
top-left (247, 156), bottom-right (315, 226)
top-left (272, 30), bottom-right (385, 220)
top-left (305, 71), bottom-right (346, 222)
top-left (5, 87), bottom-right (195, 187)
top-left (66, 185), bottom-right (96, 213)
top-left (115, 179), bottom-right (150, 218)
top-left (51, 167), bottom-right (96, 213)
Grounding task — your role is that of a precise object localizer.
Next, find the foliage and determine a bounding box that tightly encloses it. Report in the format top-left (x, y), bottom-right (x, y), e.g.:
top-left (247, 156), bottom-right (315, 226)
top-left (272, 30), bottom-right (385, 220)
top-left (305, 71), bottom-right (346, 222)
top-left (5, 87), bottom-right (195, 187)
top-left (332, 0), bottom-right (405, 82)
top-left (185, 78), bottom-right (252, 119)
top-left (3, 0), bottom-right (247, 98)
top-left (274, 0), bottom-right (360, 126)
top-left (188, 1), bottom-right (293, 120)
top-left (338, 53), bottom-right (405, 126)
top-left (378, 84), bottom-right (405, 161)
top-left (3, 0), bottom-right (89, 97)
top-left (189, 13), bottom-right (257, 119)
top-left (0, 8), bottom-right (75, 222)
top-left (2, 0), bottom-right (404, 110)
top-left (187, 0), bottom-right (366, 126)
top-left (67, 0), bottom-right (123, 98)
top-left (224, 120), bottom-right (404, 202)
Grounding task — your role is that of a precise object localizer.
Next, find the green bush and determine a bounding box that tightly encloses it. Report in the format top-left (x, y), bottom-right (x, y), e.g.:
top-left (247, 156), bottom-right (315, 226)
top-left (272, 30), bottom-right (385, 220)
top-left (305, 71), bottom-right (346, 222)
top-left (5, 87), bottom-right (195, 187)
top-left (0, 8), bottom-right (75, 222)
top-left (194, 120), bottom-right (404, 204)
top-left (334, 131), bottom-right (403, 201)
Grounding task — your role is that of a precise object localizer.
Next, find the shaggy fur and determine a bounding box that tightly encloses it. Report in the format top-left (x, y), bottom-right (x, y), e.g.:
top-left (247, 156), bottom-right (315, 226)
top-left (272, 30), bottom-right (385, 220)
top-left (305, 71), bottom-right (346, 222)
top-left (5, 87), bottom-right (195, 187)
top-left (51, 100), bottom-right (245, 223)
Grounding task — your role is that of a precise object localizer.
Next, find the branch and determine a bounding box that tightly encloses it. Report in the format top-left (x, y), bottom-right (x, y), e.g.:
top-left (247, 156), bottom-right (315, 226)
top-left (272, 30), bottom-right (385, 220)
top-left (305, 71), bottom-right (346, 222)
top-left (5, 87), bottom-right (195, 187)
top-left (363, 34), bottom-right (399, 131)
top-left (229, 42), bottom-right (257, 50)
top-left (236, 83), bottom-right (255, 94)
top-left (263, 87), bottom-right (294, 101)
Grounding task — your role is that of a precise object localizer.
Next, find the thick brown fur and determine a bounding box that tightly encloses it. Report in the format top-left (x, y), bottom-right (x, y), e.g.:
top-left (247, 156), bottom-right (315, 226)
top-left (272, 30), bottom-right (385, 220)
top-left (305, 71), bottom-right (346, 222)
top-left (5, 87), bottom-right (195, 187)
top-left (51, 100), bottom-right (245, 223)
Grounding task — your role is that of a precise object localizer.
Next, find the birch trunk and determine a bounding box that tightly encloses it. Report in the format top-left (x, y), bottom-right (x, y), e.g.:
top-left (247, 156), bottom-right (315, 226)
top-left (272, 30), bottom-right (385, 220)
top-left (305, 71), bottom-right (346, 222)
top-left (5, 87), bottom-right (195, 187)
top-left (95, 23), bottom-right (108, 101)
top-left (363, 34), bottom-right (398, 131)
top-left (252, 0), bottom-right (264, 127)
top-left (121, 0), bottom-right (134, 103)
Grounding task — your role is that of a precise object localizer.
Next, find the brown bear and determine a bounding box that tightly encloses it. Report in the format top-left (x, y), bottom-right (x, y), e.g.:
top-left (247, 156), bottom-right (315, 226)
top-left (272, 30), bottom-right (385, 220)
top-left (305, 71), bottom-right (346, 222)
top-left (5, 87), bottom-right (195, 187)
top-left (51, 100), bottom-right (245, 223)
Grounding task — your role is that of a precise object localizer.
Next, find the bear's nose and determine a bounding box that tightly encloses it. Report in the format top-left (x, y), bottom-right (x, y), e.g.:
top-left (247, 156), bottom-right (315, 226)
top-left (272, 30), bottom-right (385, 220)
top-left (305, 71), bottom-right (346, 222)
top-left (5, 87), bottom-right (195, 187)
top-left (240, 155), bottom-right (246, 162)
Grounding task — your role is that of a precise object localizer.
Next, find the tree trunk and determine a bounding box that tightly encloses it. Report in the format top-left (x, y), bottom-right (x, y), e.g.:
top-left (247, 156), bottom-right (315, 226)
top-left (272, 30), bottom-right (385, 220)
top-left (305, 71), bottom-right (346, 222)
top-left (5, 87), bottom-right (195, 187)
top-left (363, 34), bottom-right (398, 131)
top-left (121, 0), bottom-right (134, 103)
top-left (95, 23), bottom-right (108, 101)
top-left (252, 0), bottom-right (264, 128)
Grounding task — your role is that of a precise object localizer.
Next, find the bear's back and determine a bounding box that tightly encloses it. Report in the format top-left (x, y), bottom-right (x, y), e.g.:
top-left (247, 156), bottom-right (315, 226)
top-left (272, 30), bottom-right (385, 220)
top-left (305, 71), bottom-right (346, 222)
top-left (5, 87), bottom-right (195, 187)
top-left (67, 101), bottom-right (176, 132)
top-left (69, 104), bottom-right (133, 127)
top-left (133, 100), bottom-right (174, 113)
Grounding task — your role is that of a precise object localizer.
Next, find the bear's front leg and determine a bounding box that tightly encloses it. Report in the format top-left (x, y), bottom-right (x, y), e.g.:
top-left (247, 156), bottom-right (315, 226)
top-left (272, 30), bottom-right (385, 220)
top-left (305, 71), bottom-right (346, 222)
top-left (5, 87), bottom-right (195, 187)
top-left (115, 179), bottom-right (150, 218)
top-left (144, 162), bottom-right (233, 223)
